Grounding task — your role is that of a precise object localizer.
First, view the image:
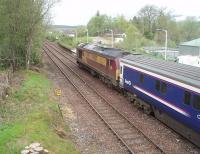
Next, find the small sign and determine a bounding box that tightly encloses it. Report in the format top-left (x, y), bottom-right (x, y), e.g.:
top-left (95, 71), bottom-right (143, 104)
top-left (55, 89), bottom-right (62, 96)
top-left (197, 115), bottom-right (200, 120)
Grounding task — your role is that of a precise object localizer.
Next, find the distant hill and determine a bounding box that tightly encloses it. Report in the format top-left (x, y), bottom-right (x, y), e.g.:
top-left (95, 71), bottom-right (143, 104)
top-left (51, 25), bottom-right (84, 32)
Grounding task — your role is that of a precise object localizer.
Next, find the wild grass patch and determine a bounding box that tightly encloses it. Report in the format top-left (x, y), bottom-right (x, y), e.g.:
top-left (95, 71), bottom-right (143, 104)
top-left (0, 71), bottom-right (79, 154)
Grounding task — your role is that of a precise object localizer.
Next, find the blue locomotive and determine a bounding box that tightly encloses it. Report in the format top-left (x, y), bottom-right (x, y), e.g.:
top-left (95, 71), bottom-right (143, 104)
top-left (120, 54), bottom-right (200, 147)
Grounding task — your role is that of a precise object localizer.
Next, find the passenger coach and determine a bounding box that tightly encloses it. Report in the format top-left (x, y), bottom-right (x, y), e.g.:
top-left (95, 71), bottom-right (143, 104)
top-left (120, 54), bottom-right (200, 147)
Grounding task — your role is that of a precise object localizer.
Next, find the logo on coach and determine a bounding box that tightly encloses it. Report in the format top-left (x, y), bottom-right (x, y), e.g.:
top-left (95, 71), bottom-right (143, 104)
top-left (125, 79), bottom-right (132, 86)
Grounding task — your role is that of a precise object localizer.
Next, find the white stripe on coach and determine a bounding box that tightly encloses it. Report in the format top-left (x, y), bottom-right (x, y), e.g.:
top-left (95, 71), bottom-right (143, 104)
top-left (133, 85), bottom-right (190, 117)
top-left (122, 61), bottom-right (200, 94)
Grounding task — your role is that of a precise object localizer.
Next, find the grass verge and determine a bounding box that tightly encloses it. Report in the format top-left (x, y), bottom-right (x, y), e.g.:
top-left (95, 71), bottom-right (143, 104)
top-left (58, 36), bottom-right (93, 49)
top-left (0, 70), bottom-right (79, 154)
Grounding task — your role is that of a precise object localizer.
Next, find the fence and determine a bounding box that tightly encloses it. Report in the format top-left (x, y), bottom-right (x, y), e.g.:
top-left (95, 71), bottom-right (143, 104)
top-left (144, 47), bottom-right (179, 59)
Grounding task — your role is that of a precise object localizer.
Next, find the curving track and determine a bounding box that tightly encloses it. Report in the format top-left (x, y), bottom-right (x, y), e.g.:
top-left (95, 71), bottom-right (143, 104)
top-left (43, 41), bottom-right (165, 154)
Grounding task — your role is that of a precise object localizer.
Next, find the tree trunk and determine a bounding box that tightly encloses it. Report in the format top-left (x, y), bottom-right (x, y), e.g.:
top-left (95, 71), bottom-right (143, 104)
top-left (25, 32), bottom-right (33, 70)
top-left (10, 40), bottom-right (17, 71)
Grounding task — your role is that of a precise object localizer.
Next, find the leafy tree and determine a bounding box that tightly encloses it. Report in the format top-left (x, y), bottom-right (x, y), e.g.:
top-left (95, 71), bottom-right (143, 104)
top-left (87, 11), bottom-right (112, 36)
top-left (112, 15), bottom-right (129, 31)
top-left (22, 0), bottom-right (57, 69)
top-left (123, 25), bottom-right (141, 50)
top-left (137, 5), bottom-right (158, 39)
top-left (179, 17), bottom-right (200, 41)
top-left (155, 8), bottom-right (180, 46)
top-left (0, 0), bottom-right (57, 70)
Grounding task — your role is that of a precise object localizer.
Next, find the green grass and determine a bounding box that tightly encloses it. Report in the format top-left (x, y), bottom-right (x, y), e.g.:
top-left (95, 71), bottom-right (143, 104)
top-left (0, 71), bottom-right (79, 154)
top-left (58, 36), bottom-right (93, 49)
top-left (58, 36), bottom-right (76, 49)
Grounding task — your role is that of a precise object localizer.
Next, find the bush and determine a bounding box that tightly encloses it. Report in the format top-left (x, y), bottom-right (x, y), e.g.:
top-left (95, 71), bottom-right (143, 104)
top-left (30, 51), bottom-right (42, 66)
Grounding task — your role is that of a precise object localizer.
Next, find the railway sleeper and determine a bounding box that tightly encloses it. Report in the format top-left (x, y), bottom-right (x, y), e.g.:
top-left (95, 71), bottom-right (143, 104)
top-left (117, 129), bottom-right (134, 134)
top-left (132, 144), bottom-right (156, 153)
top-left (122, 134), bottom-right (142, 140)
top-left (111, 124), bottom-right (131, 130)
top-left (105, 116), bottom-right (121, 121)
top-left (125, 137), bottom-right (146, 144)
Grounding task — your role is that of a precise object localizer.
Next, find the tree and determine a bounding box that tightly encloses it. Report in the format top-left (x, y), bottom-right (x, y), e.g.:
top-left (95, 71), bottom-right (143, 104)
top-left (23, 0), bottom-right (57, 69)
top-left (155, 8), bottom-right (180, 46)
top-left (112, 15), bottom-right (129, 31)
top-left (123, 25), bottom-right (141, 50)
top-left (0, 0), bottom-right (57, 70)
top-left (87, 11), bottom-right (112, 36)
top-left (179, 17), bottom-right (200, 41)
top-left (137, 5), bottom-right (158, 39)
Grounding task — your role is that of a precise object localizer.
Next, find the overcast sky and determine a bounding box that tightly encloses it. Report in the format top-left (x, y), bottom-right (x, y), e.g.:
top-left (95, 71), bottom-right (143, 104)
top-left (52, 0), bottom-right (200, 26)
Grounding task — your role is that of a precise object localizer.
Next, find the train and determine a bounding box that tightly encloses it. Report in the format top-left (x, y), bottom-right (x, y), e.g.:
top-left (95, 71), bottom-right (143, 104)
top-left (76, 43), bottom-right (200, 147)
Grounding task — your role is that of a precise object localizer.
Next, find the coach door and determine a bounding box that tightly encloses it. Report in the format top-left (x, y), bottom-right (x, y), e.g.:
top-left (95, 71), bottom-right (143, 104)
top-left (119, 63), bottom-right (124, 88)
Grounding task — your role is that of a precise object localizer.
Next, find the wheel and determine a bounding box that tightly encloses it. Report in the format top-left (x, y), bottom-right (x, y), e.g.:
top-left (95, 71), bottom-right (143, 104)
top-left (90, 70), bottom-right (96, 77)
top-left (78, 62), bottom-right (83, 68)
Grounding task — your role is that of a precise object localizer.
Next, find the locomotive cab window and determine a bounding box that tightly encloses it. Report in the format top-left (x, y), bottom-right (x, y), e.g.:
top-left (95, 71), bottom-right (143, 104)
top-left (184, 91), bottom-right (191, 105)
top-left (161, 82), bottom-right (167, 94)
top-left (140, 74), bottom-right (144, 83)
top-left (155, 80), bottom-right (160, 91)
top-left (193, 95), bottom-right (200, 110)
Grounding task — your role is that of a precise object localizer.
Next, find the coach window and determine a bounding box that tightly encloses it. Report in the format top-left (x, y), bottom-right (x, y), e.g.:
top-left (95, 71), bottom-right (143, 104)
top-left (140, 74), bottom-right (144, 83)
top-left (193, 95), bottom-right (200, 110)
top-left (184, 91), bottom-right (191, 105)
top-left (155, 80), bottom-right (160, 91)
top-left (161, 82), bottom-right (167, 94)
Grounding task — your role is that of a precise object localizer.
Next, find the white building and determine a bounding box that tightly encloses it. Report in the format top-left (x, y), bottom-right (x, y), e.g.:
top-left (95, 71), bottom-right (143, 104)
top-left (177, 55), bottom-right (200, 67)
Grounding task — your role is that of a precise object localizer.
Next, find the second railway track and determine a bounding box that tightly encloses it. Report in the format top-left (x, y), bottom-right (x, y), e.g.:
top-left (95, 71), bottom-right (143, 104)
top-left (43, 43), bottom-right (165, 154)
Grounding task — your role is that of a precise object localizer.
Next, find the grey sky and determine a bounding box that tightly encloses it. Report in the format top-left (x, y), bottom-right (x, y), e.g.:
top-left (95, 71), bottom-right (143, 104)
top-left (52, 0), bottom-right (200, 25)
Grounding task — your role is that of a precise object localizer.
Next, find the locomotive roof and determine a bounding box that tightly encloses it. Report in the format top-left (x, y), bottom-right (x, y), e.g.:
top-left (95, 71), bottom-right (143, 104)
top-left (121, 54), bottom-right (200, 89)
top-left (80, 44), bottom-right (130, 58)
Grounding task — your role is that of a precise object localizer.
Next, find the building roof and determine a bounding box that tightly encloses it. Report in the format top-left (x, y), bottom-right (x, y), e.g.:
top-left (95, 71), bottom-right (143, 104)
top-left (180, 38), bottom-right (200, 47)
top-left (80, 44), bottom-right (130, 58)
top-left (121, 54), bottom-right (200, 89)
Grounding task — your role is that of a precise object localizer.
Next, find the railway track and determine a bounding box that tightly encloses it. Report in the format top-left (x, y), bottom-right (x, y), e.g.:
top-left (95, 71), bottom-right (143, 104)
top-left (43, 42), bottom-right (165, 154)
top-left (45, 42), bottom-right (77, 63)
top-left (46, 41), bottom-right (76, 58)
